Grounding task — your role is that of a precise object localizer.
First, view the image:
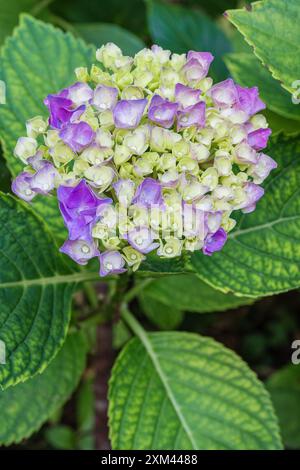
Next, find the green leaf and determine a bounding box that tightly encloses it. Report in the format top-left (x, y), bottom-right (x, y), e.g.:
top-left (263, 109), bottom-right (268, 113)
top-left (139, 294), bottom-right (184, 330)
top-left (267, 364), bottom-right (300, 449)
top-left (184, 0), bottom-right (239, 18)
top-left (0, 332), bottom-right (87, 445)
top-left (0, 147), bottom-right (10, 192)
top-left (147, 0), bottom-right (231, 81)
top-left (139, 253), bottom-right (189, 276)
top-left (0, 15), bottom-right (96, 238)
top-left (45, 425), bottom-right (77, 450)
top-left (189, 135), bottom-right (300, 297)
top-left (224, 53), bottom-right (300, 122)
top-left (76, 376), bottom-right (95, 450)
top-left (0, 193), bottom-right (97, 389)
top-left (0, 0), bottom-right (44, 45)
top-left (141, 274), bottom-right (253, 313)
top-left (75, 23), bottom-right (145, 56)
top-left (226, 0), bottom-right (300, 94)
top-left (109, 330), bottom-right (282, 450)
top-left (264, 109), bottom-right (300, 137)
top-left (51, 0), bottom-right (147, 35)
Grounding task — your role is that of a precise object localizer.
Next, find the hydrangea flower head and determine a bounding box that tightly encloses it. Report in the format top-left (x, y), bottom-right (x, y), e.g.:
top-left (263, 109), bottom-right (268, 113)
top-left (12, 43), bottom-right (277, 276)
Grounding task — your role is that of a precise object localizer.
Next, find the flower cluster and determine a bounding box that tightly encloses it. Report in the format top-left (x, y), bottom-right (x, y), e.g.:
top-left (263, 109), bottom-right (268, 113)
top-left (12, 43), bottom-right (277, 276)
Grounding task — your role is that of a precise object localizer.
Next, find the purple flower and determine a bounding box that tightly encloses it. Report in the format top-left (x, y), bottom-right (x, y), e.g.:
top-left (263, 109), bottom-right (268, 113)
top-left (113, 99), bottom-right (147, 129)
top-left (30, 162), bottom-right (58, 194)
top-left (239, 182), bottom-right (265, 213)
top-left (187, 51), bottom-right (214, 74)
top-left (60, 238), bottom-right (99, 265)
top-left (209, 78), bottom-right (239, 108)
top-left (57, 180), bottom-right (111, 241)
top-left (12, 172), bottom-right (36, 202)
top-left (44, 90), bottom-right (85, 130)
top-left (148, 95), bottom-right (178, 128)
top-left (113, 179), bottom-right (135, 206)
top-left (92, 85), bottom-right (118, 111)
top-left (203, 228), bottom-right (227, 255)
top-left (27, 151), bottom-right (48, 170)
top-left (175, 83), bottom-right (201, 109)
top-left (99, 251), bottom-right (126, 277)
top-left (59, 122), bottom-right (95, 153)
top-left (183, 51), bottom-right (214, 81)
top-left (249, 153), bottom-right (277, 184)
top-left (66, 82), bottom-right (93, 106)
top-left (132, 178), bottom-right (164, 208)
top-left (236, 85), bottom-right (265, 116)
top-left (126, 226), bottom-right (159, 254)
top-left (182, 59), bottom-right (208, 83)
top-left (177, 101), bottom-right (206, 130)
top-left (248, 128), bottom-right (272, 150)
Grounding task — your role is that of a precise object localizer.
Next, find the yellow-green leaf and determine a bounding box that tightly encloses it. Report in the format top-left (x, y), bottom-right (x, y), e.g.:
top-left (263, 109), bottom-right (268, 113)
top-left (226, 0), bottom-right (300, 94)
top-left (109, 331), bottom-right (282, 450)
top-left (0, 332), bottom-right (87, 445)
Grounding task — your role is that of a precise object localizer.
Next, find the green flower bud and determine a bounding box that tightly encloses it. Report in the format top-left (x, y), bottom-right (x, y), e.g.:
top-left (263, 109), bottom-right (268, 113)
top-left (73, 159), bottom-right (90, 176)
top-left (214, 155), bottom-right (232, 176)
top-left (75, 66), bottom-right (89, 82)
top-left (84, 165), bottom-right (115, 191)
top-left (198, 77), bottom-right (213, 92)
top-left (190, 142), bottom-right (210, 162)
top-left (156, 152), bottom-right (176, 171)
top-left (170, 53), bottom-right (186, 70)
top-left (79, 106), bottom-right (99, 130)
top-left (51, 141), bottom-right (75, 166)
top-left (121, 86), bottom-right (144, 100)
top-left (119, 162), bottom-right (134, 179)
top-left (90, 65), bottom-right (113, 85)
top-left (26, 116), bottom-right (48, 138)
top-left (96, 128), bottom-right (113, 148)
top-left (14, 137), bottom-right (38, 163)
top-left (114, 144), bottom-right (132, 166)
top-left (98, 110), bottom-right (114, 127)
top-left (200, 167), bottom-right (218, 190)
top-left (181, 180), bottom-right (209, 202)
top-left (81, 145), bottom-right (112, 165)
top-left (250, 114), bottom-right (268, 130)
top-left (133, 155), bottom-right (154, 177)
top-left (177, 156), bottom-right (198, 174)
top-left (172, 140), bottom-right (190, 159)
top-left (195, 128), bottom-right (214, 146)
top-left (102, 237), bottom-right (121, 250)
top-left (157, 236), bottom-right (182, 258)
top-left (44, 130), bottom-right (60, 148)
top-left (114, 70), bottom-right (133, 88)
top-left (133, 69), bottom-right (154, 88)
top-left (130, 206), bottom-right (150, 226)
top-left (122, 246), bottom-right (145, 271)
top-left (96, 43), bottom-right (122, 69)
top-left (92, 223), bottom-right (109, 240)
top-left (184, 238), bottom-right (203, 252)
top-left (230, 125), bottom-right (247, 145)
top-left (228, 109), bottom-right (248, 125)
top-left (124, 127), bottom-right (149, 155)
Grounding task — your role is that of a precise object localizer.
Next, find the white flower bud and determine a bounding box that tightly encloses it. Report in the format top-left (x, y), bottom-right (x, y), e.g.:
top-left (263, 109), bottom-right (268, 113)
top-left (14, 137), bottom-right (37, 162)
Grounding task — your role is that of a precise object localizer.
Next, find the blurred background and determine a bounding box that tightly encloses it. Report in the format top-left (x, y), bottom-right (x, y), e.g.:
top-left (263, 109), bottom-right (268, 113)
top-left (0, 0), bottom-right (299, 451)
